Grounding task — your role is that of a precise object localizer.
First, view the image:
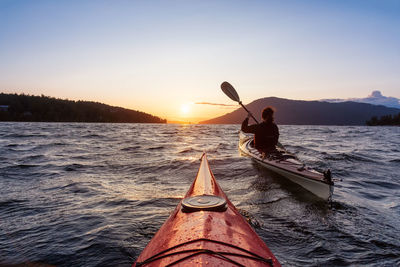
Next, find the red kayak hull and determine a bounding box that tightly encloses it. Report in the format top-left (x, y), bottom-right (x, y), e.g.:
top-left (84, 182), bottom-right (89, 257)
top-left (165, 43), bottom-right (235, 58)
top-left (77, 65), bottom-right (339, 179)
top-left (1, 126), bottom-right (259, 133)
top-left (133, 154), bottom-right (281, 266)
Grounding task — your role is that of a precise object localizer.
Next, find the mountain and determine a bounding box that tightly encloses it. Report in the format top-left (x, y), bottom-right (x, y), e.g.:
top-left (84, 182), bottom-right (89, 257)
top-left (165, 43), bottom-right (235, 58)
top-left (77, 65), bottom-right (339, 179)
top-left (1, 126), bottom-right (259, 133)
top-left (321, 91), bottom-right (400, 109)
top-left (0, 93), bottom-right (166, 123)
top-left (199, 97), bottom-right (400, 125)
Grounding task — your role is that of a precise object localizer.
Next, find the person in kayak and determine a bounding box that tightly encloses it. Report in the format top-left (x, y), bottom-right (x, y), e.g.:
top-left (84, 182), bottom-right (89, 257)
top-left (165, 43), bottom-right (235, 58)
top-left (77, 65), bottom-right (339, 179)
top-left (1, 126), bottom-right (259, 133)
top-left (241, 107), bottom-right (279, 153)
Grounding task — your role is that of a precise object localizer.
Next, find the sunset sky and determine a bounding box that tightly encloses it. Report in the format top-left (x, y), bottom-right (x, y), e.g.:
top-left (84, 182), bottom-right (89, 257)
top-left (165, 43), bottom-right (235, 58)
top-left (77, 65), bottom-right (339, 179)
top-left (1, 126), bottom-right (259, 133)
top-left (1, 0), bottom-right (399, 122)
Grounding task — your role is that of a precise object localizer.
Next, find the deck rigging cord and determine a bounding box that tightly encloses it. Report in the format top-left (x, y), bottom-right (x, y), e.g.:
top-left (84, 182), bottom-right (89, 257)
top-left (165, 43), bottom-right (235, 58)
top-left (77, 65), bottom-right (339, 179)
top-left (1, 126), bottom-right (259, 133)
top-left (135, 238), bottom-right (274, 266)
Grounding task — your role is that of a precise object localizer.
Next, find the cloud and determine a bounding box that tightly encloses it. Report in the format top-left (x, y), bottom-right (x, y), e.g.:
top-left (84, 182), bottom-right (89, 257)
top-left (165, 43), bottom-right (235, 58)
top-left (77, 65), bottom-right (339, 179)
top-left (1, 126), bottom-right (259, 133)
top-left (195, 102), bottom-right (237, 107)
top-left (321, 91), bottom-right (400, 109)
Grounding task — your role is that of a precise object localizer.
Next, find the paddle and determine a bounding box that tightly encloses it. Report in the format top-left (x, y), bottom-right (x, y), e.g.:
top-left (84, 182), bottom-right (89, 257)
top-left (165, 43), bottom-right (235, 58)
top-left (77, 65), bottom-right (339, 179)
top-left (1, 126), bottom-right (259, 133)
top-left (220, 81), bottom-right (259, 124)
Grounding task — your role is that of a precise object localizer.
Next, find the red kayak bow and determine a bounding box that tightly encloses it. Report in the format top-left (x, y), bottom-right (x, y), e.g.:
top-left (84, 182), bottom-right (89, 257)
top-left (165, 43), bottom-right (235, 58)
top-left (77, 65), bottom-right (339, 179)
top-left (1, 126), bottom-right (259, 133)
top-left (133, 153), bottom-right (281, 266)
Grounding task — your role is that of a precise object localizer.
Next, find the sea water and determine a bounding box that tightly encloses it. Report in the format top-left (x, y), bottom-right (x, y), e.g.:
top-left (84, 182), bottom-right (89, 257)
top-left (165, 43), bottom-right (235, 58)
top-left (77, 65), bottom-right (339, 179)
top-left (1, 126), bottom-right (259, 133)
top-left (0, 122), bottom-right (399, 266)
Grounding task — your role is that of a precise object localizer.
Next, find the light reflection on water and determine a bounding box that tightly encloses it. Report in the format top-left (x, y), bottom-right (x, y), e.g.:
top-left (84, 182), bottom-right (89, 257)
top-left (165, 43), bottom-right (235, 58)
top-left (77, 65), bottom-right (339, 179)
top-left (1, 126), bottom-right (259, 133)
top-left (0, 123), bottom-right (399, 266)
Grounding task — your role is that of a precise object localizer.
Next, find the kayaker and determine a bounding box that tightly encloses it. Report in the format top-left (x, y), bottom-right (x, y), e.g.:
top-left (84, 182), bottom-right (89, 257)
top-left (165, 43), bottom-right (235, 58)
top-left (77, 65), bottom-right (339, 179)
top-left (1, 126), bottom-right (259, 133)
top-left (241, 107), bottom-right (279, 153)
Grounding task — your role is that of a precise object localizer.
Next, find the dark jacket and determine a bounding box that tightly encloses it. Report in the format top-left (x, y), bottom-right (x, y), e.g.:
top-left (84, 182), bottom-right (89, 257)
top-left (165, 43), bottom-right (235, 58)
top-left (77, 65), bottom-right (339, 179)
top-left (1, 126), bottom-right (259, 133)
top-left (241, 118), bottom-right (279, 152)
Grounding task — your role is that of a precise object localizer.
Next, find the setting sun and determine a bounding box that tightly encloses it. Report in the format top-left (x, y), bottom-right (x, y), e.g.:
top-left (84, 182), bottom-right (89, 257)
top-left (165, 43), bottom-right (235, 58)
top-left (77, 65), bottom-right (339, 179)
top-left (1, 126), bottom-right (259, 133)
top-left (180, 103), bottom-right (191, 116)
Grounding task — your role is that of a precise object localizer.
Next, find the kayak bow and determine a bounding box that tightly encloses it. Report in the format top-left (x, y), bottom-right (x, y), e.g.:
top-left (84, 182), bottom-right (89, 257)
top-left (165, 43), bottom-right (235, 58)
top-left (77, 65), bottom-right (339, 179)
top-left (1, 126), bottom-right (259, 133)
top-left (239, 131), bottom-right (334, 200)
top-left (133, 153), bottom-right (281, 266)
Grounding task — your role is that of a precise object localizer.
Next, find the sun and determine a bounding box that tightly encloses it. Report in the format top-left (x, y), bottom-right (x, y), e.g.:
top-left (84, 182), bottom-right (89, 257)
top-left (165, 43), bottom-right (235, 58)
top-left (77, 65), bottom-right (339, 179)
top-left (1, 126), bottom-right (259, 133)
top-left (181, 103), bottom-right (191, 115)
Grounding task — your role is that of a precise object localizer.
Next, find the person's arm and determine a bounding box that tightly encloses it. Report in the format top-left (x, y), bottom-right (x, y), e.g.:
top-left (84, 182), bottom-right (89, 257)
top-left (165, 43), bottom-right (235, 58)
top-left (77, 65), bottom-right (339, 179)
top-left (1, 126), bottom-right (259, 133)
top-left (272, 124), bottom-right (279, 146)
top-left (241, 116), bottom-right (258, 133)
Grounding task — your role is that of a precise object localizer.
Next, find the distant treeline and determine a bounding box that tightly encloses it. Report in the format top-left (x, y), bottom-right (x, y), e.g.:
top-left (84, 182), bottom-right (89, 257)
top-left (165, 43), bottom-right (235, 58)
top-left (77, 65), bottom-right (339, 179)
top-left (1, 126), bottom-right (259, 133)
top-left (0, 93), bottom-right (166, 123)
top-left (366, 113), bottom-right (400, 126)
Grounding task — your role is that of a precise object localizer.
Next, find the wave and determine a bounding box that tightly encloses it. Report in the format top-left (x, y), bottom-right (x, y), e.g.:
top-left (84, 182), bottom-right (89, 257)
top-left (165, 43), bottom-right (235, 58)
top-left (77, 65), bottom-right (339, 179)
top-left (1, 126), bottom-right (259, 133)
top-left (323, 152), bottom-right (376, 163)
top-left (81, 134), bottom-right (104, 138)
top-left (59, 181), bottom-right (91, 194)
top-left (178, 147), bottom-right (198, 154)
top-left (6, 144), bottom-right (18, 147)
top-left (120, 145), bottom-right (141, 151)
top-left (4, 133), bottom-right (49, 138)
top-left (63, 163), bottom-right (85, 172)
top-left (0, 199), bottom-right (27, 209)
top-left (364, 180), bottom-right (400, 190)
top-left (147, 145), bottom-right (165, 150)
top-left (11, 164), bottom-right (39, 169)
top-left (24, 154), bottom-right (46, 161)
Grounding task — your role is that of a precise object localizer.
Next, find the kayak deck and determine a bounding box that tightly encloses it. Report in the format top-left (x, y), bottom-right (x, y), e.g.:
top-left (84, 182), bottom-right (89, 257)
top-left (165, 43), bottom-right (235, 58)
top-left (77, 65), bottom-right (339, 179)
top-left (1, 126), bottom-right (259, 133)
top-left (239, 131), bottom-right (333, 200)
top-left (133, 153), bottom-right (280, 266)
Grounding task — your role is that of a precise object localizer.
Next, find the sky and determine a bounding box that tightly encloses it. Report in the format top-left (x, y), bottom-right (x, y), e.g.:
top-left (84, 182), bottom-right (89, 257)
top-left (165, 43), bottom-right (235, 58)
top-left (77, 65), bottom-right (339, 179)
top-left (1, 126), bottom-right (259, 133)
top-left (0, 0), bottom-right (399, 122)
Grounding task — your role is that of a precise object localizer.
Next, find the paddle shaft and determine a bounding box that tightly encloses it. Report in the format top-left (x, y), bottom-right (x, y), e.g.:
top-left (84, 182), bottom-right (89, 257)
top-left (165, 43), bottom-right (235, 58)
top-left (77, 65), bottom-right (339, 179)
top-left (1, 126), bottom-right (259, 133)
top-left (239, 101), bottom-right (259, 124)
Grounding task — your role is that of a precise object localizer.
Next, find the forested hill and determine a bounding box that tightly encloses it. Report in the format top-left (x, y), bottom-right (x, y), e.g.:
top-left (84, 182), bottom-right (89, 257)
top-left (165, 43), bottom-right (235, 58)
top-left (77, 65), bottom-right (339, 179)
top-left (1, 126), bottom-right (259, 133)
top-left (0, 93), bottom-right (166, 123)
top-left (199, 97), bottom-right (400, 125)
top-left (366, 113), bottom-right (400, 126)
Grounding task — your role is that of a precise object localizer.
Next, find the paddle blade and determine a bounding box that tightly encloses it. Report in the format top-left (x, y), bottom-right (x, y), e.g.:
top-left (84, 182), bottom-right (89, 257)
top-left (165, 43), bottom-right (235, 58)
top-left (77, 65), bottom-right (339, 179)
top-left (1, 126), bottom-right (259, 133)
top-left (221, 81), bottom-right (240, 102)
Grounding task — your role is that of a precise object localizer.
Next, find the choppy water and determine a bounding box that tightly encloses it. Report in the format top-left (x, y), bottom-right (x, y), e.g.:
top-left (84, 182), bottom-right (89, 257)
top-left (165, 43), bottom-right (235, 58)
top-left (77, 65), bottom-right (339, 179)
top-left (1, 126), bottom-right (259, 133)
top-left (0, 123), bottom-right (399, 266)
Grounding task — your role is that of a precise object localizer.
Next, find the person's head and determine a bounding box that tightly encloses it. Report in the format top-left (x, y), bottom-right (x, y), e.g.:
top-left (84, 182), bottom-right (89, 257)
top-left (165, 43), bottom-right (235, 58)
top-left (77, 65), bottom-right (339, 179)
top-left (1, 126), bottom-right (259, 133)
top-left (262, 107), bottom-right (275, 123)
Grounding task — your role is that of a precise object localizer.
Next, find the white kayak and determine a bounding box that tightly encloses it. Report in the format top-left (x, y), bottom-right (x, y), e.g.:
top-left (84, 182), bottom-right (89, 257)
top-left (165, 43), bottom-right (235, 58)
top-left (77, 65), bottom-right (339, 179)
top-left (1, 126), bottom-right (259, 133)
top-left (239, 131), bottom-right (334, 200)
